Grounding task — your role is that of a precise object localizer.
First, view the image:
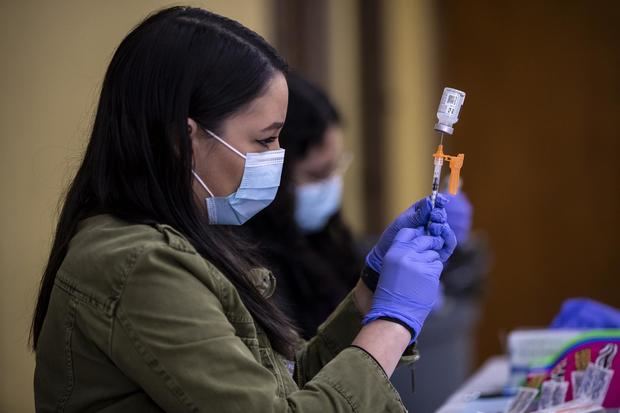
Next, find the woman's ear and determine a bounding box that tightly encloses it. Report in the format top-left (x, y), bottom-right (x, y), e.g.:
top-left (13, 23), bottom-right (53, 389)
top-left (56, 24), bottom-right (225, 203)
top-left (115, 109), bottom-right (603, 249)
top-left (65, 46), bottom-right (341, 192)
top-left (187, 118), bottom-right (201, 168)
top-left (187, 118), bottom-right (199, 141)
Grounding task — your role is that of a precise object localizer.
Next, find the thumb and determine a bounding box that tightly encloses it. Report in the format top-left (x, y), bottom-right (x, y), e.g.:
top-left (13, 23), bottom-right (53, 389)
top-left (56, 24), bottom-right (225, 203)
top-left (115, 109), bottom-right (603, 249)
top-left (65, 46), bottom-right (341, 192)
top-left (393, 227), bottom-right (426, 244)
top-left (410, 235), bottom-right (444, 252)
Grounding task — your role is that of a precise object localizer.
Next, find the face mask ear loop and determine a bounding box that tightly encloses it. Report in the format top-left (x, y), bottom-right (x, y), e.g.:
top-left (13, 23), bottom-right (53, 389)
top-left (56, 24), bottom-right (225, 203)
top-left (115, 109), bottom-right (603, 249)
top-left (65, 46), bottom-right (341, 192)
top-left (192, 170), bottom-right (215, 197)
top-left (203, 128), bottom-right (247, 159)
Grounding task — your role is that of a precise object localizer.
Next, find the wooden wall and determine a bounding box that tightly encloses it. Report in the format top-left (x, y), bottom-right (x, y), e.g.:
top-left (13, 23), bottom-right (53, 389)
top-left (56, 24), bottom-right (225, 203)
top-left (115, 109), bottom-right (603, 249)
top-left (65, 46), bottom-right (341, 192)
top-left (435, 0), bottom-right (620, 363)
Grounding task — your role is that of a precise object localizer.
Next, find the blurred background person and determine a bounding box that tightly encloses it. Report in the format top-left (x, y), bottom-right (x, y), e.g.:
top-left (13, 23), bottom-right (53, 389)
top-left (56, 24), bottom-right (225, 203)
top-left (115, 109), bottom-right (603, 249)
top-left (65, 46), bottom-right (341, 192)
top-left (247, 73), bottom-right (360, 339)
top-left (247, 72), bottom-right (489, 412)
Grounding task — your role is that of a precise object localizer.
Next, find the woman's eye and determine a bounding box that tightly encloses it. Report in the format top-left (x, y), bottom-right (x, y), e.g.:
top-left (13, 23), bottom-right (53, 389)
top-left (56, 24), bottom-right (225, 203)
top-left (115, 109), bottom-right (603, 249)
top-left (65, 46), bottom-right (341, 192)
top-left (257, 137), bottom-right (278, 147)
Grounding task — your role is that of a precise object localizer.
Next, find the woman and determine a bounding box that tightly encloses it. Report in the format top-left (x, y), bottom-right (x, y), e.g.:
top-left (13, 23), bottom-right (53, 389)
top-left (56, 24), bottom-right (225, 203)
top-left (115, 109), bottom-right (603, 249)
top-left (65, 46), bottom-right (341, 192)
top-left (31, 7), bottom-right (456, 412)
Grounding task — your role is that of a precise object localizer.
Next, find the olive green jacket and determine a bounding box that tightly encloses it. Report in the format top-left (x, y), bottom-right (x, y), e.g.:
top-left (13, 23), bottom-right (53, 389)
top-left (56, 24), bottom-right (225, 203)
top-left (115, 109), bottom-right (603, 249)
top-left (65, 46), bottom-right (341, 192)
top-left (34, 215), bottom-right (413, 412)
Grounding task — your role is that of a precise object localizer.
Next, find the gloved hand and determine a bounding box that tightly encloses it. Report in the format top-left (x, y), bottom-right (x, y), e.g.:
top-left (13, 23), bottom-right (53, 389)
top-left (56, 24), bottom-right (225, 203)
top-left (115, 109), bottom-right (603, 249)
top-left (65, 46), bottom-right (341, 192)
top-left (551, 298), bottom-right (620, 329)
top-left (363, 225), bottom-right (456, 343)
top-left (442, 190), bottom-right (473, 244)
top-left (366, 195), bottom-right (454, 273)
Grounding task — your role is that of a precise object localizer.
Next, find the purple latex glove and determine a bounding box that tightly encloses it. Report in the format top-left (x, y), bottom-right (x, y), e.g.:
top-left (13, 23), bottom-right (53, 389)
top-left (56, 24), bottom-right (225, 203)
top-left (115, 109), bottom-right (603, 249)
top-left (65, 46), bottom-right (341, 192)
top-left (551, 298), bottom-right (620, 329)
top-left (366, 195), bottom-right (452, 273)
top-left (428, 217), bottom-right (457, 262)
top-left (427, 219), bottom-right (455, 312)
top-left (363, 225), bottom-right (457, 343)
top-left (441, 190), bottom-right (473, 244)
top-left (433, 283), bottom-right (445, 311)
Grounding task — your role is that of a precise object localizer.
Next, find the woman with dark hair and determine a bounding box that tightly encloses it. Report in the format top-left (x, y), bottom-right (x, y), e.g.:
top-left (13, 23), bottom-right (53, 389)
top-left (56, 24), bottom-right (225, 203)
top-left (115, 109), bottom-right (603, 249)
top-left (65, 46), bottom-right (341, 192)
top-left (32, 7), bottom-right (456, 412)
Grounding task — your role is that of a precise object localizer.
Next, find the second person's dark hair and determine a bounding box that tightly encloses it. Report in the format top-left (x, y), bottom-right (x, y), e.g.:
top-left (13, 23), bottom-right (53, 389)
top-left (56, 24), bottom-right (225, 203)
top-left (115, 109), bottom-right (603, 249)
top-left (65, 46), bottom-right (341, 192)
top-left (279, 72), bottom-right (341, 161)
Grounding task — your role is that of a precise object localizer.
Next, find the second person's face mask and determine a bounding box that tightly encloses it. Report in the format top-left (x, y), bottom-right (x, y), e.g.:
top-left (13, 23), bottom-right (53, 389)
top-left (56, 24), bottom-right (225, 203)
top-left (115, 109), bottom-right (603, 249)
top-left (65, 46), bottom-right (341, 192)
top-left (192, 128), bottom-right (285, 225)
top-left (294, 174), bottom-right (343, 233)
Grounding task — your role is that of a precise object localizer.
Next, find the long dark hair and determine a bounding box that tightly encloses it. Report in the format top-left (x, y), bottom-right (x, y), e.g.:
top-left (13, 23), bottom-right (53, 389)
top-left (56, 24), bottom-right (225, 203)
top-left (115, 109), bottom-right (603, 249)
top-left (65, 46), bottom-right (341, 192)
top-left (247, 73), bottom-right (361, 338)
top-left (31, 6), bottom-right (298, 357)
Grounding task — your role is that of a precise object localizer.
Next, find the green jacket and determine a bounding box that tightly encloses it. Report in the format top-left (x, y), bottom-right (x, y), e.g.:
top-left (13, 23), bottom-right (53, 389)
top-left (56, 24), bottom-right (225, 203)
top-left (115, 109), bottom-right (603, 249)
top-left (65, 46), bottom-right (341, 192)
top-left (34, 215), bottom-right (414, 412)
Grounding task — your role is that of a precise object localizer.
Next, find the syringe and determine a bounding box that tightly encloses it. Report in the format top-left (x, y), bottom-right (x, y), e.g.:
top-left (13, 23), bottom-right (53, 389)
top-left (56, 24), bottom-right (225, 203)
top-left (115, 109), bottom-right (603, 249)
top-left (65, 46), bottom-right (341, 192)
top-left (430, 144), bottom-right (444, 207)
top-left (431, 87), bottom-right (466, 207)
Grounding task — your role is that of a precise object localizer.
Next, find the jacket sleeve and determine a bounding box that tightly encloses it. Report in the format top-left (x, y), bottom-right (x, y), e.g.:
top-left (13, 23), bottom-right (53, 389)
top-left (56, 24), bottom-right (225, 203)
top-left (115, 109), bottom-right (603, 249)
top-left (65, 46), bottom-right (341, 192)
top-left (110, 244), bottom-right (406, 413)
top-left (295, 290), bottom-right (419, 389)
top-left (294, 292), bottom-right (364, 386)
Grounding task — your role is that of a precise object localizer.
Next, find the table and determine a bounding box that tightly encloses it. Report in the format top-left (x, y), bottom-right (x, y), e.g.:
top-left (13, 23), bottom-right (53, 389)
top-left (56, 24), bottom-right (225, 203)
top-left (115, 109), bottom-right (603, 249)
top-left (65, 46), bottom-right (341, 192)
top-left (436, 356), bottom-right (512, 413)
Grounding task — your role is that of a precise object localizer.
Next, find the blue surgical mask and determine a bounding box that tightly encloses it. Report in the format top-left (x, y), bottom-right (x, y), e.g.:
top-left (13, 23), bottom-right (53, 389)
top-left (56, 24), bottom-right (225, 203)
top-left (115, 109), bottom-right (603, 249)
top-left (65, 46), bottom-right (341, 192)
top-left (192, 129), bottom-right (285, 225)
top-left (294, 174), bottom-right (343, 233)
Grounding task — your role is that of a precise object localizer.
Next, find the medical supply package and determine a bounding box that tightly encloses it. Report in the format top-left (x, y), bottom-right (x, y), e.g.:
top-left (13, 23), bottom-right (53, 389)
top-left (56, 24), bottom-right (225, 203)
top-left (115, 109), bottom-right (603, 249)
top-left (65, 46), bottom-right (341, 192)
top-left (521, 330), bottom-right (620, 408)
top-left (508, 329), bottom-right (586, 390)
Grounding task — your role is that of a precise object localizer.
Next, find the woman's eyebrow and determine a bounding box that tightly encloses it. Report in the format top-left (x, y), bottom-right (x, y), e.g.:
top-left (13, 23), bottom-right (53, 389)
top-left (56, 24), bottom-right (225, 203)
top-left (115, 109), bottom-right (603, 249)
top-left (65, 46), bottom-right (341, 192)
top-left (261, 122), bottom-right (284, 132)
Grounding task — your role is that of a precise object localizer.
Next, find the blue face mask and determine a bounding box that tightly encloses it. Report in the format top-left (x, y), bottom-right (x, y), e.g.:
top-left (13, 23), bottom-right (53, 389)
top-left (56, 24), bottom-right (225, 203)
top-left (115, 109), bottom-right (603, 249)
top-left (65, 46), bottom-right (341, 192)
top-left (192, 129), bottom-right (285, 225)
top-left (294, 174), bottom-right (343, 233)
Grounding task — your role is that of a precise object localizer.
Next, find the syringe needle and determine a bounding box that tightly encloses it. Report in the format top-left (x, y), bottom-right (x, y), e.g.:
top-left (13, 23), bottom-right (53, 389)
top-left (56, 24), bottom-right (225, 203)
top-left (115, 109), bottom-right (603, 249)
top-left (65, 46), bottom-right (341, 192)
top-left (439, 132), bottom-right (444, 146)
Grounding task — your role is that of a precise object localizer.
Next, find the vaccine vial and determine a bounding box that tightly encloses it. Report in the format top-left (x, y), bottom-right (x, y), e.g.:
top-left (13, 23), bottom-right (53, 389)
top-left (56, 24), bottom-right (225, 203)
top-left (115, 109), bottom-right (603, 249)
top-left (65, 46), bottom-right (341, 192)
top-left (434, 87), bottom-right (466, 135)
